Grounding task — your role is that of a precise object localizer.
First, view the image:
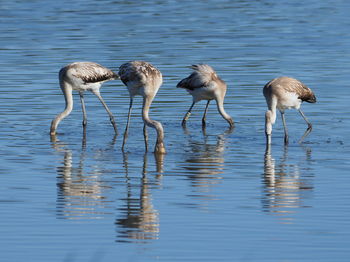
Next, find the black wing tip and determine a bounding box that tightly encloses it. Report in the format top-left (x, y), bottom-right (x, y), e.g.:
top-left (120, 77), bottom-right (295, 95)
top-left (176, 80), bottom-right (185, 89)
top-left (112, 72), bottom-right (120, 79)
top-left (176, 77), bottom-right (192, 89)
top-left (83, 72), bottom-right (118, 84)
top-left (190, 64), bottom-right (201, 70)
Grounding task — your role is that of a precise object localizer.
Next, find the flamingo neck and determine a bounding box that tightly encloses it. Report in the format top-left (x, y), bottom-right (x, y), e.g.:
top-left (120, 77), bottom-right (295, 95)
top-left (216, 98), bottom-right (234, 127)
top-left (142, 96), bottom-right (166, 154)
top-left (50, 83), bottom-right (73, 135)
top-left (265, 110), bottom-right (276, 144)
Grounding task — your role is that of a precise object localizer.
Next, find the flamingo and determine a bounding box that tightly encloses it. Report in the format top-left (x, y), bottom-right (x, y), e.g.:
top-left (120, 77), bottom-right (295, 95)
top-left (177, 64), bottom-right (234, 128)
top-left (263, 76), bottom-right (316, 145)
top-left (50, 62), bottom-right (118, 135)
top-left (118, 61), bottom-right (166, 154)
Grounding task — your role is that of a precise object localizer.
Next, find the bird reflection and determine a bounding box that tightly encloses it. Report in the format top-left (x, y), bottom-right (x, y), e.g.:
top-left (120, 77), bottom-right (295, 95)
top-left (180, 126), bottom-right (233, 205)
top-left (262, 144), bottom-right (313, 223)
top-left (115, 152), bottom-right (164, 242)
top-left (51, 133), bottom-right (116, 219)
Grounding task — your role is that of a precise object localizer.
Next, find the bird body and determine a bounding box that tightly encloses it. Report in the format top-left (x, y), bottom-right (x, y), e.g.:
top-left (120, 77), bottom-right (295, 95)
top-left (263, 76), bottom-right (316, 145)
top-left (177, 64), bottom-right (225, 100)
top-left (177, 64), bottom-right (233, 127)
top-left (60, 62), bottom-right (118, 91)
top-left (119, 61), bottom-right (165, 154)
top-left (183, 82), bottom-right (219, 102)
top-left (50, 62), bottom-right (118, 135)
top-left (119, 60), bottom-right (163, 97)
top-left (264, 76), bottom-right (316, 111)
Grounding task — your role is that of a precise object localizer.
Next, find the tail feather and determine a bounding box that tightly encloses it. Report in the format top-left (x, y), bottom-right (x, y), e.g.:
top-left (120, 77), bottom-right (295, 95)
top-left (190, 64), bottom-right (215, 75)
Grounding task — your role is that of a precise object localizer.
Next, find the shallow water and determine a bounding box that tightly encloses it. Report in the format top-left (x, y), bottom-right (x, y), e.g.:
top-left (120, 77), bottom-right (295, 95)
top-left (1, 0), bottom-right (350, 261)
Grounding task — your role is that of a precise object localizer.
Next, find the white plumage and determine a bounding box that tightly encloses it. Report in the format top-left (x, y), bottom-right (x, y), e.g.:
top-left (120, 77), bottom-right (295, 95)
top-left (177, 64), bottom-right (234, 128)
top-left (263, 76), bottom-right (316, 145)
top-left (50, 62), bottom-right (118, 135)
top-left (119, 61), bottom-right (166, 154)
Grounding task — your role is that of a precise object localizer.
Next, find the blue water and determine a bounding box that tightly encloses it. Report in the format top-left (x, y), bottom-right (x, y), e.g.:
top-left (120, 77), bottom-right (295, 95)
top-left (1, 0), bottom-right (350, 261)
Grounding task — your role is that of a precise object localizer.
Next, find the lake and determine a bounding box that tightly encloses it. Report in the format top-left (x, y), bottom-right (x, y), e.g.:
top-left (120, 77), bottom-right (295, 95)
top-left (0, 0), bottom-right (350, 261)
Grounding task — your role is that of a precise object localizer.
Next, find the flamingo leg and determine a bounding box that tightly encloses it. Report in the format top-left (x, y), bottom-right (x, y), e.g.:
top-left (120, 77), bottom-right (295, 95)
top-left (79, 92), bottom-right (87, 128)
top-left (143, 124), bottom-right (149, 152)
top-left (182, 101), bottom-right (195, 127)
top-left (202, 100), bottom-right (210, 127)
top-left (280, 111), bottom-right (289, 145)
top-left (122, 98), bottom-right (133, 151)
top-left (299, 109), bottom-right (312, 129)
top-left (92, 89), bottom-right (118, 135)
top-left (298, 109), bottom-right (312, 143)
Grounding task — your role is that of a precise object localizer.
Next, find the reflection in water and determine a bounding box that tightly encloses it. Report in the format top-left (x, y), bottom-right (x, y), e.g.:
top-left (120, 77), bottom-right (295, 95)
top-left (181, 126), bottom-right (233, 205)
top-left (115, 153), bottom-right (164, 243)
top-left (262, 145), bottom-right (313, 223)
top-left (52, 134), bottom-right (115, 220)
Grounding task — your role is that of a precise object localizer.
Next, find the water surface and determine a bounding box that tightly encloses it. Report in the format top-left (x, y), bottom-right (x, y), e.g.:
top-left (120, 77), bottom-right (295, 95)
top-left (1, 0), bottom-right (350, 261)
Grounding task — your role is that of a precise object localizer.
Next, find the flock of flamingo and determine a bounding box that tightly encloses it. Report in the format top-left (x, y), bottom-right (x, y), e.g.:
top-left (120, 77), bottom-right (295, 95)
top-left (50, 61), bottom-right (317, 154)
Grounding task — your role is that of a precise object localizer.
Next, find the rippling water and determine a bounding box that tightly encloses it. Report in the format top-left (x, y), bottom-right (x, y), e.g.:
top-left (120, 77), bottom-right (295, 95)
top-left (1, 0), bottom-right (350, 261)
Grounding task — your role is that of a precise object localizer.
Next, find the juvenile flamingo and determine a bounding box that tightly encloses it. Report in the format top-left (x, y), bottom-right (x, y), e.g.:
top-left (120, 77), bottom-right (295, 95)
top-left (50, 62), bottom-right (118, 135)
top-left (119, 61), bottom-right (166, 154)
top-left (177, 64), bottom-right (234, 128)
top-left (263, 76), bottom-right (316, 145)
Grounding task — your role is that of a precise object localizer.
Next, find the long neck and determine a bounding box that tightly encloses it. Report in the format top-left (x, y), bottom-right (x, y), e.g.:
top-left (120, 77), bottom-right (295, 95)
top-left (142, 96), bottom-right (166, 154)
top-left (216, 98), bottom-right (234, 127)
top-left (50, 83), bottom-right (73, 135)
top-left (265, 97), bottom-right (277, 144)
top-left (265, 109), bottom-right (276, 144)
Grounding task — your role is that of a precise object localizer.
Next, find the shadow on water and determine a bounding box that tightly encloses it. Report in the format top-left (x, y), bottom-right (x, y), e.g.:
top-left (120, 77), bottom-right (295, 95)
top-left (262, 144), bottom-right (314, 223)
top-left (51, 132), bottom-right (164, 242)
top-left (179, 126), bottom-right (233, 206)
top-left (51, 132), bottom-right (117, 220)
top-left (49, 136), bottom-right (165, 262)
top-left (115, 152), bottom-right (164, 243)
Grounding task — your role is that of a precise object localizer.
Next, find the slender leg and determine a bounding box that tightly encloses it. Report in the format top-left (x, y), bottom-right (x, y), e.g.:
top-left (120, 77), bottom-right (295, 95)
top-left (79, 92), bottom-right (87, 128)
top-left (92, 90), bottom-right (118, 135)
top-left (82, 127), bottom-right (87, 149)
top-left (280, 111), bottom-right (289, 145)
top-left (122, 98), bottom-right (133, 151)
top-left (299, 109), bottom-right (312, 129)
top-left (298, 109), bottom-right (313, 143)
top-left (182, 101), bottom-right (195, 127)
top-left (142, 153), bottom-right (148, 176)
top-left (202, 100), bottom-right (210, 127)
top-left (202, 124), bottom-right (207, 136)
top-left (265, 139), bottom-right (271, 155)
top-left (143, 124), bottom-right (149, 152)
